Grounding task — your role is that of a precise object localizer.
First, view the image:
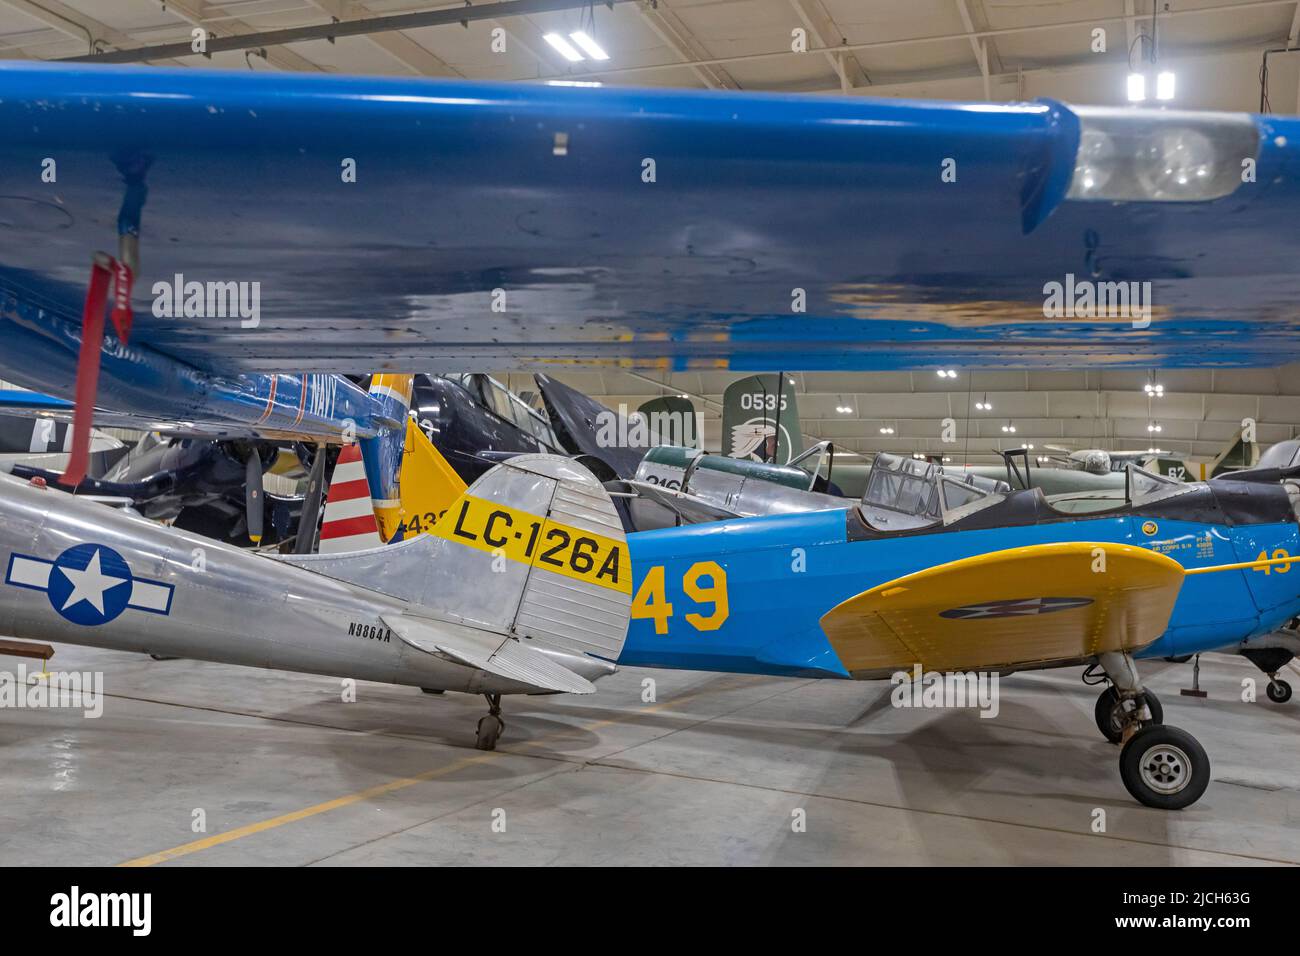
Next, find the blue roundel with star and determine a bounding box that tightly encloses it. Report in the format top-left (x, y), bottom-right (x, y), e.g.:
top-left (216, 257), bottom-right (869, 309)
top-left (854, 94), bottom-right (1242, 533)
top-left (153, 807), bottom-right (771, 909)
top-left (46, 543), bottom-right (134, 626)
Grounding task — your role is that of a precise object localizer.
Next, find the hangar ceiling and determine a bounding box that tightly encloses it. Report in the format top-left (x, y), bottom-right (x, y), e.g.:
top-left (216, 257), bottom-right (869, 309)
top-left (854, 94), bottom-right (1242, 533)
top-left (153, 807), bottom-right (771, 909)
top-left (4, 2), bottom-right (1299, 462)
top-left (1, 0), bottom-right (1299, 113)
top-left (499, 365), bottom-right (1300, 462)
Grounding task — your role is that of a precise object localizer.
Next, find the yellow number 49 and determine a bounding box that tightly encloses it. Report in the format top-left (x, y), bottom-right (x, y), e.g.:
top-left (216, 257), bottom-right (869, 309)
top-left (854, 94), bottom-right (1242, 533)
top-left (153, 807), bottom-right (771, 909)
top-left (1254, 548), bottom-right (1292, 575)
top-left (631, 561), bottom-right (730, 635)
top-left (632, 565), bottom-right (674, 634)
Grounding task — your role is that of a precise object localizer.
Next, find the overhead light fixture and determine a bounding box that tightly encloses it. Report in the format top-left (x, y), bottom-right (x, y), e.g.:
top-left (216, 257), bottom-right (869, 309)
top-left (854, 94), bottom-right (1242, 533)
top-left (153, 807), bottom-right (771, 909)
top-left (1144, 382), bottom-right (1164, 396)
top-left (546, 79), bottom-right (603, 88)
top-left (942, 456), bottom-right (952, 463)
top-left (879, 426), bottom-right (895, 435)
top-left (836, 405), bottom-right (853, 414)
top-left (1026, 443), bottom-right (1034, 450)
top-left (1001, 424), bottom-right (1016, 433)
top-left (543, 33), bottom-right (584, 62)
top-left (975, 395), bottom-right (992, 411)
top-left (1156, 71), bottom-right (1176, 101)
top-left (1127, 72), bottom-right (1146, 103)
top-left (568, 31), bottom-right (610, 61)
top-left (1147, 422), bottom-right (1163, 433)
top-left (936, 369), bottom-right (957, 379)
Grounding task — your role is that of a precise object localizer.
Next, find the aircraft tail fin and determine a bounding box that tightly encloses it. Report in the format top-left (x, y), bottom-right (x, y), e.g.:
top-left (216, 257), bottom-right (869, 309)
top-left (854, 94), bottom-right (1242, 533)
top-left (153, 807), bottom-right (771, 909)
top-left (387, 419), bottom-right (468, 541)
top-left (286, 455), bottom-right (632, 667)
top-left (358, 373), bottom-right (414, 541)
top-left (1208, 432), bottom-right (1259, 478)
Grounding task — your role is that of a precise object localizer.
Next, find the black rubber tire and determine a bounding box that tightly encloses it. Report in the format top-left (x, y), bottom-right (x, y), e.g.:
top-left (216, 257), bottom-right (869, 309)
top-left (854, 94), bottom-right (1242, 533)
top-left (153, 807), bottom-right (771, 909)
top-left (1266, 679), bottom-right (1293, 704)
top-left (475, 714), bottom-right (503, 751)
top-left (1119, 724), bottom-right (1211, 810)
top-left (1094, 686), bottom-right (1164, 744)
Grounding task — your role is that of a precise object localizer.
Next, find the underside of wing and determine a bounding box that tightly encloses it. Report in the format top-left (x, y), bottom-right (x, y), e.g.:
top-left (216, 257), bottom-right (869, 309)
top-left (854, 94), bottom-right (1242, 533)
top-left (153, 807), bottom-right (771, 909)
top-left (3, 65), bottom-right (1300, 375)
top-left (819, 542), bottom-right (1186, 678)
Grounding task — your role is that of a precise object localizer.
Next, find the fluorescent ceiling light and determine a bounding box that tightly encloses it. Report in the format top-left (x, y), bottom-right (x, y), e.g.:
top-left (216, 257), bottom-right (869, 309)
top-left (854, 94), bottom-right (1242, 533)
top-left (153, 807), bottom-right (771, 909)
top-left (569, 31), bottom-right (609, 61)
top-left (1126, 72), bottom-right (1146, 103)
top-left (543, 33), bottom-right (583, 62)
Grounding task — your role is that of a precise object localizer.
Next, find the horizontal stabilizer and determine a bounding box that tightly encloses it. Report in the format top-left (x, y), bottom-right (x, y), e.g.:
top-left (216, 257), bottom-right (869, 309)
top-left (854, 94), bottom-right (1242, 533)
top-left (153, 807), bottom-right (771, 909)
top-left (612, 479), bottom-right (743, 524)
top-left (383, 613), bottom-right (596, 695)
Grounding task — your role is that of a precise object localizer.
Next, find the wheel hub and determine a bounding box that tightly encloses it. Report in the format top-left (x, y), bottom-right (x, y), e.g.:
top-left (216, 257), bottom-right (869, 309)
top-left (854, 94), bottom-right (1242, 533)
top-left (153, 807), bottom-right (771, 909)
top-left (1139, 743), bottom-right (1191, 794)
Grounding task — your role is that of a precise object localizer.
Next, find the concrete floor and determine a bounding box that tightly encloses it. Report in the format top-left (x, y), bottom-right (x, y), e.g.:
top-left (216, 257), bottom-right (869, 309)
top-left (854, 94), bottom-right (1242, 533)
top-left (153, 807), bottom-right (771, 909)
top-left (1, 643), bottom-right (1298, 865)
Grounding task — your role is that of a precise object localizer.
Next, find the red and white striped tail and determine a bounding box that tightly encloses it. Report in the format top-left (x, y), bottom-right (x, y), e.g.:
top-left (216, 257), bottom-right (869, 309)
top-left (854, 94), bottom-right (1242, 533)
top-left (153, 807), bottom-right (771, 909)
top-left (319, 444), bottom-right (383, 554)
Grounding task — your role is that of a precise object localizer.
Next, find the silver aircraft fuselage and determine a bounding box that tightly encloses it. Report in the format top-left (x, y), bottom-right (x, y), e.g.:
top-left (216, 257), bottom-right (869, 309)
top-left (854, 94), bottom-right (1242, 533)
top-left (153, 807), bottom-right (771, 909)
top-left (0, 470), bottom-right (618, 695)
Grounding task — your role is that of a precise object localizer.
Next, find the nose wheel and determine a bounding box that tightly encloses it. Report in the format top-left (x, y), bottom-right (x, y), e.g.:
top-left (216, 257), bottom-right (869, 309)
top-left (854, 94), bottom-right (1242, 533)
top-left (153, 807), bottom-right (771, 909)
top-left (475, 693), bottom-right (504, 751)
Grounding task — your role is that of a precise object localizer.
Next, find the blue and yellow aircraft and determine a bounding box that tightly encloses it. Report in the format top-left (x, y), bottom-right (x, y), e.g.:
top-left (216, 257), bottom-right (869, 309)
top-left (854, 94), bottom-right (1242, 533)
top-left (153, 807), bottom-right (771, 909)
top-left (613, 454), bottom-right (1300, 810)
top-left (381, 442), bottom-right (1300, 810)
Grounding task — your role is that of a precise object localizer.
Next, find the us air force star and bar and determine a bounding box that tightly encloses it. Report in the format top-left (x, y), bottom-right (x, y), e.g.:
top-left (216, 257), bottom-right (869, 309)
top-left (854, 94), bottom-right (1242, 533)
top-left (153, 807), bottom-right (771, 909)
top-left (5, 543), bottom-right (174, 626)
top-left (938, 597), bottom-right (1095, 620)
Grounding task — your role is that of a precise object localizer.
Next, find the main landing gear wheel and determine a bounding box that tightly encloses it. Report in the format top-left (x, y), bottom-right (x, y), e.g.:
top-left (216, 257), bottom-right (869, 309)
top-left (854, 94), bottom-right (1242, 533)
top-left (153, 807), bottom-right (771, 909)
top-left (1266, 679), bottom-right (1293, 704)
top-left (475, 693), bottom-right (504, 751)
top-left (1094, 686), bottom-right (1163, 744)
top-left (1119, 725), bottom-right (1211, 810)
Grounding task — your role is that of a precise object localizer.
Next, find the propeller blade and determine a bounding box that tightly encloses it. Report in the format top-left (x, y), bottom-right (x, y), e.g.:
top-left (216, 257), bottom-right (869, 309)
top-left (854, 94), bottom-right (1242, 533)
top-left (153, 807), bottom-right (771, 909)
top-left (245, 452), bottom-right (264, 544)
top-left (294, 443), bottom-right (329, 555)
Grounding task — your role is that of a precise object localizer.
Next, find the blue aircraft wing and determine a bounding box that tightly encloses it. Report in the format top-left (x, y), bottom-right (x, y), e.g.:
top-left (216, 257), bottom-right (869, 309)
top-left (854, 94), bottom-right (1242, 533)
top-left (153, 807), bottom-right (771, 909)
top-left (1, 61), bottom-right (1299, 429)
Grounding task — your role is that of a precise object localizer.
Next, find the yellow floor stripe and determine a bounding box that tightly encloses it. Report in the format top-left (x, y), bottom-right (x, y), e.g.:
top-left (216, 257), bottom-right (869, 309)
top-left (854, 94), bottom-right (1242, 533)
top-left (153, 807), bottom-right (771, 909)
top-left (118, 679), bottom-right (740, 867)
top-left (120, 752), bottom-right (496, 867)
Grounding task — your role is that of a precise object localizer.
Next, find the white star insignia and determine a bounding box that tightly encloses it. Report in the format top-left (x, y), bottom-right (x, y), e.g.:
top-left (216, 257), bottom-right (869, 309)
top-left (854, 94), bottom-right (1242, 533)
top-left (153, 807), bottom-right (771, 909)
top-left (59, 548), bottom-right (130, 615)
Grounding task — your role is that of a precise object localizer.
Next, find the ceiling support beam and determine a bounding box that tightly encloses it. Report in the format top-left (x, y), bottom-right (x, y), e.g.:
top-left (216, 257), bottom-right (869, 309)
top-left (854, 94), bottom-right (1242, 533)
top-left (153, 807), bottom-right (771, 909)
top-left (1125, 0), bottom-right (1139, 57)
top-left (787, 0), bottom-right (869, 91)
top-left (955, 0), bottom-right (990, 99)
top-left (158, 0), bottom-right (322, 73)
top-left (636, 0), bottom-right (740, 90)
top-left (303, 0), bottom-right (461, 76)
top-left (2, 0), bottom-right (185, 64)
top-left (461, 1), bottom-right (551, 75)
top-left (63, 0), bottom-right (638, 64)
top-left (539, 0), bottom-right (1296, 83)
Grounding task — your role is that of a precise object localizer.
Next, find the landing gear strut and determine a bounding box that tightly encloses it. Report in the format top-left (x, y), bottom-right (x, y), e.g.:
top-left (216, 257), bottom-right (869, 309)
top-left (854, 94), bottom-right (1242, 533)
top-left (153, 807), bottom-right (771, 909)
top-left (1094, 651), bottom-right (1210, 810)
top-left (1093, 685), bottom-right (1163, 744)
top-left (476, 693), bottom-right (504, 751)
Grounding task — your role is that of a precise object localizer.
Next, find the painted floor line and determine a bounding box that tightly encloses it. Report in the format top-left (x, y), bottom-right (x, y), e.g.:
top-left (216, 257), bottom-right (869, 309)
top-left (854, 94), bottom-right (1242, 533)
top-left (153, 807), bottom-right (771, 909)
top-left (117, 680), bottom-right (734, 866)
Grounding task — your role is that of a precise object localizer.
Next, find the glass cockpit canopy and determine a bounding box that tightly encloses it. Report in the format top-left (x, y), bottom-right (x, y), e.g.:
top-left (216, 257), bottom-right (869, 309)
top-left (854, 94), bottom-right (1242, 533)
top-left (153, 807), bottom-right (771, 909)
top-left (859, 453), bottom-right (1009, 530)
top-left (1126, 462), bottom-right (1194, 506)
